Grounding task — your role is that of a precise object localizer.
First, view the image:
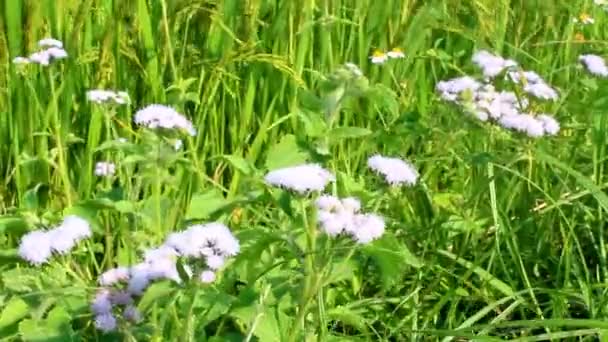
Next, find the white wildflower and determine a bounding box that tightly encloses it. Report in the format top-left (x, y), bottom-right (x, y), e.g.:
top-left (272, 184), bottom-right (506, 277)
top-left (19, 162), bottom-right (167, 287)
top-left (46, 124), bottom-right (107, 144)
top-left (498, 114), bottom-right (544, 138)
top-left (18, 231), bottom-right (53, 265)
top-left (370, 50), bottom-right (388, 65)
top-left (87, 90), bottom-right (130, 105)
top-left (349, 213), bottom-right (385, 244)
top-left (206, 254), bottom-right (225, 270)
top-left (99, 267), bottom-right (131, 286)
top-left (12, 57), bottom-right (30, 65)
top-left (507, 70), bottom-right (543, 84)
top-left (367, 155), bottom-right (418, 186)
top-left (573, 13), bottom-right (594, 25)
top-left (537, 114), bottom-right (560, 135)
top-left (472, 50), bottom-right (517, 78)
top-left (94, 313), bottom-right (117, 333)
top-left (199, 270), bottom-right (216, 284)
top-left (46, 47), bottom-right (67, 60)
top-left (109, 291), bottom-right (133, 306)
top-left (436, 76), bottom-right (482, 102)
top-left (134, 104), bottom-right (197, 136)
top-left (28, 51), bottom-right (50, 66)
top-left (91, 289), bottom-right (113, 315)
top-left (58, 215), bottom-right (92, 242)
top-left (387, 48), bottom-right (405, 59)
top-left (264, 164), bottom-right (335, 194)
top-left (579, 54), bottom-right (608, 77)
top-left (123, 305), bottom-right (142, 323)
top-left (95, 161), bottom-right (116, 177)
top-left (523, 82), bottom-right (558, 101)
top-left (38, 38), bottom-right (63, 49)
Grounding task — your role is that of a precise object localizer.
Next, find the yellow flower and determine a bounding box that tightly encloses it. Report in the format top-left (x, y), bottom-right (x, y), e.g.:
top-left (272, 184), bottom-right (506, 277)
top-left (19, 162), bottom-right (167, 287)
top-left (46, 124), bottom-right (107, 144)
top-left (574, 13), bottom-right (594, 25)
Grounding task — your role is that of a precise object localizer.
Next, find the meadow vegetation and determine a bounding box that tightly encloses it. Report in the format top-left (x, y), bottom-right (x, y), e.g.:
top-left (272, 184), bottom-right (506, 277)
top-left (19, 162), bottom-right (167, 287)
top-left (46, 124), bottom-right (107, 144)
top-left (2, 0), bottom-right (608, 341)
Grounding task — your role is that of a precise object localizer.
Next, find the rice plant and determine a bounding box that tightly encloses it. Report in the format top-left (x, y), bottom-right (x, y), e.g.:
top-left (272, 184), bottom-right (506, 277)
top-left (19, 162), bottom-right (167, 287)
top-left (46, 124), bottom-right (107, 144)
top-left (2, 0), bottom-right (608, 341)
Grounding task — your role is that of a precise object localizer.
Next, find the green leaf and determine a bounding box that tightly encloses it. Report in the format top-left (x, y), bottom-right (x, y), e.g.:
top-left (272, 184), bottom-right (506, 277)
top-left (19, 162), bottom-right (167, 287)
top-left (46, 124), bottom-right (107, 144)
top-left (18, 306), bottom-right (74, 342)
top-left (0, 297), bottom-right (30, 330)
top-left (264, 134), bottom-right (308, 170)
top-left (185, 188), bottom-right (230, 221)
top-left (0, 217), bottom-right (29, 236)
top-left (327, 126), bottom-right (372, 141)
top-left (363, 234), bottom-right (423, 290)
top-left (222, 154), bottom-right (255, 175)
top-left (138, 282), bottom-right (176, 311)
top-left (326, 306), bottom-right (369, 334)
top-left (231, 305), bottom-right (289, 342)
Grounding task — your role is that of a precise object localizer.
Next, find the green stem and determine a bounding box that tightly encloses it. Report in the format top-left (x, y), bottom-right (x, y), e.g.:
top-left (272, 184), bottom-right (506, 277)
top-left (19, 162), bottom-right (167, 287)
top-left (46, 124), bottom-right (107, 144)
top-left (48, 69), bottom-right (72, 206)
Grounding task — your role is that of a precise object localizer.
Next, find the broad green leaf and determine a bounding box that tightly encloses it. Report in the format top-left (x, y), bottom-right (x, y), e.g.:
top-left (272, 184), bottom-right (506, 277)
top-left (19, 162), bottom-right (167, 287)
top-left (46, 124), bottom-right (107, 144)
top-left (326, 307), bottom-right (369, 334)
top-left (363, 234), bottom-right (423, 290)
top-left (0, 217), bottom-right (29, 235)
top-left (264, 134), bottom-right (308, 170)
top-left (0, 297), bottom-right (29, 330)
top-left (222, 154), bottom-right (255, 175)
top-left (185, 188), bottom-right (229, 220)
top-left (138, 282), bottom-right (176, 311)
top-left (328, 126), bottom-right (372, 141)
top-left (231, 305), bottom-right (289, 342)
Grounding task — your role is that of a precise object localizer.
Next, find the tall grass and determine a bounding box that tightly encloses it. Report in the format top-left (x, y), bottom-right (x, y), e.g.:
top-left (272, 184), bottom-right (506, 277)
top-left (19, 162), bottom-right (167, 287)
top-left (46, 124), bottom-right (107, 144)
top-left (2, 0), bottom-right (608, 340)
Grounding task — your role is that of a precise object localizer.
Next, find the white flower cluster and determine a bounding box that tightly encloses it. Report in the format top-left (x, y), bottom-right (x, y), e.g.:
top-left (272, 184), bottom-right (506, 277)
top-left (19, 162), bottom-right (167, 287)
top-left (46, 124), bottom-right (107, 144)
top-left (12, 38), bottom-right (68, 66)
top-left (436, 50), bottom-right (560, 138)
top-left (579, 54), bottom-right (608, 77)
top-left (92, 222), bottom-right (239, 332)
top-left (95, 162), bottom-right (116, 177)
top-left (316, 195), bottom-right (385, 244)
top-left (18, 216), bottom-right (92, 265)
top-left (265, 164), bottom-right (335, 194)
top-left (367, 155), bottom-right (418, 187)
top-left (87, 90), bottom-right (130, 105)
top-left (370, 48), bottom-right (405, 64)
top-left (134, 104), bottom-right (197, 136)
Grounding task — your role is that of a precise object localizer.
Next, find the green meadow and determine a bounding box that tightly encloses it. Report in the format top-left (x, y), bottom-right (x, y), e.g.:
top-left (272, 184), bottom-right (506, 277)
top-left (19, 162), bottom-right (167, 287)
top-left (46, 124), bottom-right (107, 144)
top-left (2, 0), bottom-right (608, 341)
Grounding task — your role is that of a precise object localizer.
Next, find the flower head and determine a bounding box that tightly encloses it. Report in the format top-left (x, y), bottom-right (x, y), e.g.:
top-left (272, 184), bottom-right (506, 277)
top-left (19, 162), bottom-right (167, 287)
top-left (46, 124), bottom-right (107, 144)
top-left (316, 195), bottom-right (385, 244)
top-left (38, 38), bottom-right (63, 49)
top-left (522, 82), bottom-right (558, 101)
top-left (367, 155), bottom-right (418, 186)
top-left (94, 313), bottom-right (117, 333)
top-left (370, 50), bottom-right (388, 65)
top-left (579, 54), bottom-right (608, 77)
top-left (574, 13), bottom-right (594, 25)
top-left (199, 270), bottom-right (216, 283)
top-left (387, 48), bottom-right (405, 59)
top-left (18, 231), bottom-right (53, 265)
top-left (87, 90), bottom-right (130, 105)
top-left (472, 50), bottom-right (518, 78)
top-left (95, 162), bottom-right (116, 177)
top-left (436, 76), bottom-right (482, 102)
top-left (264, 164), bottom-right (335, 194)
top-left (134, 104), bottom-right (197, 136)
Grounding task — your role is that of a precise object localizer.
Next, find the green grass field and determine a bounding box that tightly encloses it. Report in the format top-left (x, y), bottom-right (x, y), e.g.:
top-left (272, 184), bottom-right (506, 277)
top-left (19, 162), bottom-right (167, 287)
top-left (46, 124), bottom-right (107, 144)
top-left (2, 0), bottom-right (608, 341)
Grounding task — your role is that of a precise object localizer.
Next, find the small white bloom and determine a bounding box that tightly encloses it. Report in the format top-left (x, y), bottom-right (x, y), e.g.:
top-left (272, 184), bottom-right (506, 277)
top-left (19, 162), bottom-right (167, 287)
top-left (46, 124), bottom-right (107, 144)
top-left (387, 48), bottom-right (405, 59)
top-left (12, 57), bottom-right (30, 65)
top-left (507, 70), bottom-right (543, 84)
top-left (46, 47), bottom-right (68, 60)
top-left (38, 38), bottom-right (63, 49)
top-left (472, 50), bottom-right (518, 78)
top-left (126, 272), bottom-right (151, 296)
top-left (370, 51), bottom-right (388, 65)
top-left (199, 270), bottom-right (216, 283)
top-left (28, 51), bottom-right (50, 66)
top-left (523, 82), bottom-right (558, 101)
top-left (367, 155), bottom-right (418, 186)
top-left (94, 313), bottom-right (117, 333)
top-left (579, 54), bottom-right (608, 77)
top-left (91, 289), bottom-right (113, 315)
top-left (109, 291), bottom-right (133, 306)
top-left (573, 14), bottom-right (594, 25)
top-left (315, 195), bottom-right (343, 212)
top-left (123, 305), bottom-right (142, 323)
top-left (498, 114), bottom-right (545, 137)
top-left (48, 228), bottom-right (77, 255)
top-left (436, 76), bottom-right (482, 102)
top-left (537, 114), bottom-right (560, 135)
top-left (59, 215), bottom-right (92, 241)
top-left (18, 231), bottom-right (53, 265)
top-left (99, 267), bottom-right (131, 286)
top-left (206, 254), bottom-right (225, 270)
top-left (350, 213), bottom-right (385, 244)
top-left (87, 90), bottom-right (131, 105)
top-left (134, 104), bottom-right (197, 136)
top-left (174, 139), bottom-right (183, 151)
top-left (264, 164), bottom-right (335, 194)
top-left (95, 161), bottom-right (116, 177)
